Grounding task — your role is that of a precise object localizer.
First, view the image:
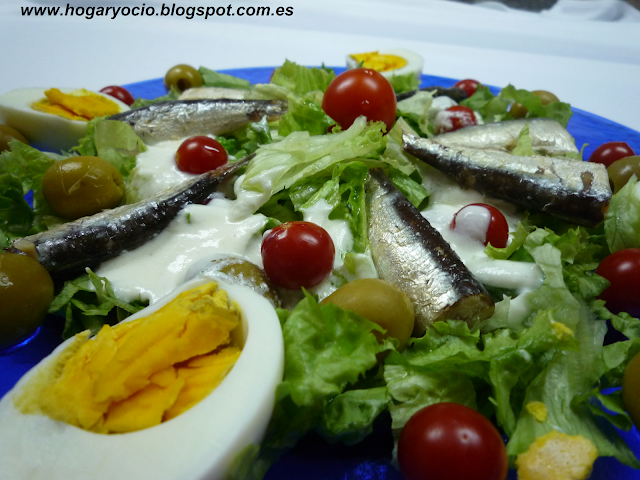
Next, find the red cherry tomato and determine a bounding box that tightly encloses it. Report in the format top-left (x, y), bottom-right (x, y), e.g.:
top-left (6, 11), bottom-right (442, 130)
top-left (398, 403), bottom-right (508, 480)
top-left (596, 248), bottom-right (640, 317)
top-left (435, 105), bottom-right (477, 134)
top-left (322, 68), bottom-right (397, 132)
top-left (99, 85), bottom-right (135, 106)
top-left (450, 203), bottom-right (509, 248)
top-left (175, 136), bottom-right (228, 174)
top-left (589, 141), bottom-right (636, 168)
top-left (261, 221), bottom-right (335, 290)
top-left (453, 79), bottom-right (480, 98)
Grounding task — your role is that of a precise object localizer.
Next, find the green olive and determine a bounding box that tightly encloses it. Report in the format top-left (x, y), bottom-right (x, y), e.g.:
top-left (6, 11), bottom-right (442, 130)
top-left (510, 90), bottom-right (560, 119)
top-left (0, 253), bottom-right (54, 350)
top-left (0, 124), bottom-right (29, 153)
top-left (607, 155), bottom-right (640, 193)
top-left (164, 64), bottom-right (203, 93)
top-left (194, 255), bottom-right (280, 307)
top-left (42, 156), bottom-right (125, 220)
top-left (321, 278), bottom-right (415, 350)
top-left (623, 350), bottom-right (640, 428)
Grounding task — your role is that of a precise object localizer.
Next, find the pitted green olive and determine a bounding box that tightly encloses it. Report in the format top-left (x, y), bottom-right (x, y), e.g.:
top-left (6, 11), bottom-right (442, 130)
top-left (164, 64), bottom-right (203, 93)
top-left (607, 156), bottom-right (640, 193)
top-left (0, 252), bottom-right (54, 350)
top-left (194, 255), bottom-right (280, 308)
top-left (0, 124), bottom-right (28, 153)
top-left (510, 90), bottom-right (560, 119)
top-left (42, 156), bottom-right (125, 220)
top-left (321, 278), bottom-right (415, 350)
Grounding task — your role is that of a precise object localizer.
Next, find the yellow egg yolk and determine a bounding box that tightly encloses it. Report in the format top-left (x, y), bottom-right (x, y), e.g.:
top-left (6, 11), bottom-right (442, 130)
top-left (349, 51), bottom-right (407, 72)
top-left (15, 282), bottom-right (242, 434)
top-left (31, 88), bottom-right (121, 121)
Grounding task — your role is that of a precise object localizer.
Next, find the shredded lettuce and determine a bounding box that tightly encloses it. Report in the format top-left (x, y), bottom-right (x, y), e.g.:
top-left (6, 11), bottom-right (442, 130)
top-left (48, 269), bottom-right (147, 339)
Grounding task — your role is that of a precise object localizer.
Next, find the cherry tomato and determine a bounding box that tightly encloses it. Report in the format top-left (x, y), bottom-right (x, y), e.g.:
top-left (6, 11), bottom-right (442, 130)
top-left (175, 136), bottom-right (228, 174)
top-left (453, 79), bottom-right (480, 98)
top-left (99, 85), bottom-right (135, 106)
top-left (398, 403), bottom-right (508, 480)
top-left (588, 141), bottom-right (636, 168)
top-left (435, 105), bottom-right (477, 134)
top-left (450, 203), bottom-right (509, 248)
top-left (322, 68), bottom-right (397, 132)
top-left (261, 221), bottom-right (335, 290)
top-left (596, 248), bottom-right (640, 317)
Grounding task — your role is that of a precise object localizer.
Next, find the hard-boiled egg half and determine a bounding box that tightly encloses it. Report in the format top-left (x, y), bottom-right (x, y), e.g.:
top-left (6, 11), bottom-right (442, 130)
top-left (0, 87), bottom-right (130, 152)
top-left (346, 48), bottom-right (424, 80)
top-left (0, 277), bottom-right (284, 480)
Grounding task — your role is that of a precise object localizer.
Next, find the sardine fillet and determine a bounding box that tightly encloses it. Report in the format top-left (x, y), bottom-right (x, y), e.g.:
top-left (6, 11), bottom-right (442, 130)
top-left (12, 156), bottom-right (252, 277)
top-left (109, 99), bottom-right (286, 143)
top-left (403, 133), bottom-right (611, 227)
top-left (433, 118), bottom-right (578, 156)
top-left (366, 169), bottom-right (494, 336)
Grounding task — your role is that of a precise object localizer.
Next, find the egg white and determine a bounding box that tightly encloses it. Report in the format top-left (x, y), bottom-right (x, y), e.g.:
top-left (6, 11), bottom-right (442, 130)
top-left (346, 48), bottom-right (424, 80)
top-left (0, 88), bottom-right (130, 152)
top-left (0, 277), bottom-right (284, 480)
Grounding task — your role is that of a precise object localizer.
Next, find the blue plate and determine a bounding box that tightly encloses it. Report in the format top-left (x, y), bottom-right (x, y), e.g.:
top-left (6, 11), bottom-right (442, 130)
top-left (2, 67), bottom-right (640, 480)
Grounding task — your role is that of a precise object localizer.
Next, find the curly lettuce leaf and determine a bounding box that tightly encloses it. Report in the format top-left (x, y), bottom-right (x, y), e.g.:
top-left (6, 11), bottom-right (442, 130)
top-left (241, 293), bottom-right (388, 478)
top-left (460, 85), bottom-right (511, 123)
top-left (73, 117), bottom-right (145, 178)
top-left (499, 85), bottom-right (573, 127)
top-left (277, 97), bottom-right (335, 137)
top-left (388, 73), bottom-right (421, 95)
top-left (130, 87), bottom-right (180, 109)
top-left (0, 140), bottom-right (57, 240)
top-left (199, 67), bottom-right (251, 90)
top-left (270, 60), bottom-right (335, 95)
top-left (605, 175), bottom-right (640, 253)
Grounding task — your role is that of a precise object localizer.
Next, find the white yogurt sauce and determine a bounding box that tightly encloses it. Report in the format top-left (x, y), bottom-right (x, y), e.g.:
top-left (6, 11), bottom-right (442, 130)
top-left (302, 199), bottom-right (353, 270)
top-left (420, 187), bottom-right (543, 295)
top-left (128, 139), bottom-right (194, 200)
top-left (95, 198), bottom-right (268, 304)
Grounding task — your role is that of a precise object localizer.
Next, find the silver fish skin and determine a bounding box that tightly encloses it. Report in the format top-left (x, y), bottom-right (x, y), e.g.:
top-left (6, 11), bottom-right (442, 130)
top-left (108, 99), bottom-right (287, 143)
top-left (366, 168), bottom-right (494, 336)
top-left (403, 133), bottom-right (611, 227)
top-left (434, 118), bottom-right (578, 156)
top-left (11, 156), bottom-right (252, 277)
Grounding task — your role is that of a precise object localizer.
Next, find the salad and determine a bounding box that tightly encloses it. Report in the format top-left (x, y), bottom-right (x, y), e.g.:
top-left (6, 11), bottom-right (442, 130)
top-left (1, 50), bottom-right (640, 480)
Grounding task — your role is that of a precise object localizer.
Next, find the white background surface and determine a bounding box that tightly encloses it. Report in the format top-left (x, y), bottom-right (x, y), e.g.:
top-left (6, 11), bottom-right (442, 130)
top-left (2, 0), bottom-right (639, 132)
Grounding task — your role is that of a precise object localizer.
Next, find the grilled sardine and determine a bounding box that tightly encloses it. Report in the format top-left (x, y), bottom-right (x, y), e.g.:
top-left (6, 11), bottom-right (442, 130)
top-left (403, 134), bottom-right (611, 227)
top-left (11, 156), bottom-right (252, 277)
top-left (366, 168), bottom-right (494, 336)
top-left (109, 99), bottom-right (286, 143)
top-left (434, 118), bottom-right (578, 156)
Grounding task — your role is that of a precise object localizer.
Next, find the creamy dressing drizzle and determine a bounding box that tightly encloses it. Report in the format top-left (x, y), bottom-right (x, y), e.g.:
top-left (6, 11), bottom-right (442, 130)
top-left (100, 132), bottom-right (542, 314)
top-left (95, 198), bottom-right (267, 304)
top-left (420, 181), bottom-right (543, 295)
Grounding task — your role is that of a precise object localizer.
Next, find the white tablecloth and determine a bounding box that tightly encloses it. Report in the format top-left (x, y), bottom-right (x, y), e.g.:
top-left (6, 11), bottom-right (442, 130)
top-left (2, 0), bottom-right (640, 132)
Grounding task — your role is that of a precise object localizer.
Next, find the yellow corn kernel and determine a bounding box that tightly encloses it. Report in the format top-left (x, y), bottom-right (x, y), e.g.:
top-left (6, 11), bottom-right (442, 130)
top-left (516, 430), bottom-right (598, 480)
